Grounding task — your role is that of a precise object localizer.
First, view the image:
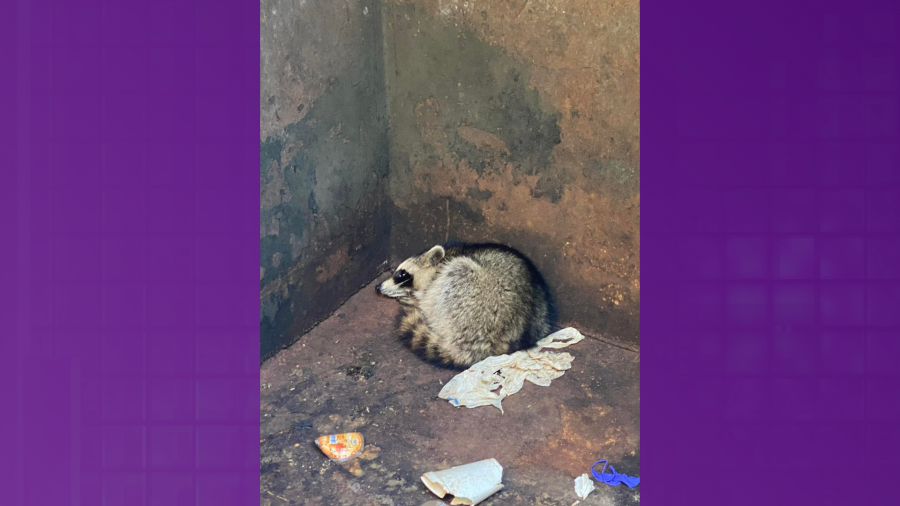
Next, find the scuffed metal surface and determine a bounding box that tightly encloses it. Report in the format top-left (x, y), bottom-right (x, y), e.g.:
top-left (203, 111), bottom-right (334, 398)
top-left (260, 0), bottom-right (391, 361)
top-left (384, 0), bottom-right (640, 348)
top-left (260, 279), bottom-right (640, 505)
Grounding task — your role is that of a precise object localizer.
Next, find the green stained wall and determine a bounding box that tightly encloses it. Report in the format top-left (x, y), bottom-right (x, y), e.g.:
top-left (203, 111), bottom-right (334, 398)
top-left (260, 0), bottom-right (390, 361)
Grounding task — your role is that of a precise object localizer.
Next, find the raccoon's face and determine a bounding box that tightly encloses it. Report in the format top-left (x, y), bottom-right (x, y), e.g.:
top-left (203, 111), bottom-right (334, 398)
top-left (376, 245), bottom-right (445, 303)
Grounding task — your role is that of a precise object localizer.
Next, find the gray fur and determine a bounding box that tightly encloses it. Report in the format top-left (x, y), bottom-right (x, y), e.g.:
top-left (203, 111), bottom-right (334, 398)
top-left (376, 241), bottom-right (555, 368)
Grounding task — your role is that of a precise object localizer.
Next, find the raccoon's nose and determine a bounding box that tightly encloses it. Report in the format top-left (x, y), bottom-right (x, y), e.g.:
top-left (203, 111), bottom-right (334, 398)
top-left (375, 283), bottom-right (382, 293)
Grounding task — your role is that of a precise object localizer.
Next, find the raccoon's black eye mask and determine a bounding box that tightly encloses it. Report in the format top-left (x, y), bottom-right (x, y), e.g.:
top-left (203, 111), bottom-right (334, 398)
top-left (393, 269), bottom-right (412, 286)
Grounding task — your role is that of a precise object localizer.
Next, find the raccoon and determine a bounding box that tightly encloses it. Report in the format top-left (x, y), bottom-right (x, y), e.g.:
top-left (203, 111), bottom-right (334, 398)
top-left (375, 241), bottom-right (556, 369)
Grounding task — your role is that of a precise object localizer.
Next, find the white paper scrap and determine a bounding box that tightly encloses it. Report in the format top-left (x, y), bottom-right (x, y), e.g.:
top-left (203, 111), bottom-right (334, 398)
top-left (574, 473), bottom-right (595, 500)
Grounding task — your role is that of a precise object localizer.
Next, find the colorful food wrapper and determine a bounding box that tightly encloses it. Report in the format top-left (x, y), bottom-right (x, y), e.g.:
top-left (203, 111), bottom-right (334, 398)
top-left (314, 432), bottom-right (365, 462)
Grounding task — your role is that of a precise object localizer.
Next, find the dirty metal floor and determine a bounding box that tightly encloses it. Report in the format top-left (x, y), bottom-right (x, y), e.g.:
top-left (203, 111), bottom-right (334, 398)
top-left (260, 277), bottom-right (640, 506)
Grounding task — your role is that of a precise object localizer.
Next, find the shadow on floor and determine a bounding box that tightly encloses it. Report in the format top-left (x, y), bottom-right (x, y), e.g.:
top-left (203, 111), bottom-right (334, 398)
top-left (260, 276), bottom-right (640, 505)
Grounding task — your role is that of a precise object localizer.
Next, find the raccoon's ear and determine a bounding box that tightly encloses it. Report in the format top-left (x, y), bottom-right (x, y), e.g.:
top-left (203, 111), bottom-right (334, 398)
top-left (425, 245), bottom-right (445, 266)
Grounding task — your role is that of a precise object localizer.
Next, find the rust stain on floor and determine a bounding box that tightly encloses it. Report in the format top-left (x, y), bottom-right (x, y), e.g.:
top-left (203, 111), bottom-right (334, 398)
top-left (260, 278), bottom-right (640, 505)
top-left (516, 405), bottom-right (637, 478)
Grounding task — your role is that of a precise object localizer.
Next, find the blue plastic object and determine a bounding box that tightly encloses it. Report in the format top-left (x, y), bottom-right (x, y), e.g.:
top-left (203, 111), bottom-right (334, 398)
top-left (590, 459), bottom-right (640, 488)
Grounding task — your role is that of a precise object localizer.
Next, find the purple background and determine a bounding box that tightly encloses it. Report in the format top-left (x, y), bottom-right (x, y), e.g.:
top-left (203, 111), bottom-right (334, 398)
top-left (645, 0), bottom-right (900, 504)
top-left (2, 1), bottom-right (259, 505)
top-left (3, 0), bottom-right (900, 505)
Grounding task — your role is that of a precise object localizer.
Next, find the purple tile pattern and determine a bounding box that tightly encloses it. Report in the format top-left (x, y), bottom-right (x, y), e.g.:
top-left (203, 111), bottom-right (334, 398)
top-left (2, 1), bottom-right (258, 504)
top-left (646, 1), bottom-right (900, 503)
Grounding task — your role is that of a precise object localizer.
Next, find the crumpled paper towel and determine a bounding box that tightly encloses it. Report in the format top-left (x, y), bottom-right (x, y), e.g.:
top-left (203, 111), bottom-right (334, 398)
top-left (421, 458), bottom-right (504, 505)
top-left (438, 327), bottom-right (585, 413)
top-left (574, 473), bottom-right (595, 500)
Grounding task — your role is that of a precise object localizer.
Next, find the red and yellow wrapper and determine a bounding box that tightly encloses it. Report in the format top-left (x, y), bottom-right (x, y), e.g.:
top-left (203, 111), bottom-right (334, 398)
top-left (314, 432), bottom-right (365, 462)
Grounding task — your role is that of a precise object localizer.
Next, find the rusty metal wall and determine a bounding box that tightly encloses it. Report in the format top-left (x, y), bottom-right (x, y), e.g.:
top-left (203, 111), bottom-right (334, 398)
top-left (383, 0), bottom-right (641, 349)
top-left (260, 0), bottom-right (640, 358)
top-left (260, 0), bottom-right (391, 361)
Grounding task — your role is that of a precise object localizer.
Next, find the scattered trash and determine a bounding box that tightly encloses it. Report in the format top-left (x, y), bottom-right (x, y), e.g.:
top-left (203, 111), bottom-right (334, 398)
top-left (421, 458), bottom-right (504, 505)
top-left (574, 473), bottom-right (595, 499)
top-left (591, 459), bottom-right (640, 488)
top-left (314, 432), bottom-right (365, 462)
top-left (438, 328), bottom-right (585, 413)
top-left (293, 420), bottom-right (313, 431)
